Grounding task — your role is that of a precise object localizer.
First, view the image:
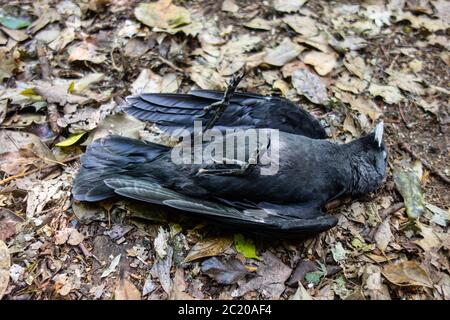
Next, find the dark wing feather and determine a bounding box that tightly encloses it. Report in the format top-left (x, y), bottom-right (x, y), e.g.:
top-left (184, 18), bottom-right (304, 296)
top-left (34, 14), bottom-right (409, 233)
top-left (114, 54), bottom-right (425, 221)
top-left (123, 91), bottom-right (327, 139)
top-left (103, 178), bottom-right (337, 236)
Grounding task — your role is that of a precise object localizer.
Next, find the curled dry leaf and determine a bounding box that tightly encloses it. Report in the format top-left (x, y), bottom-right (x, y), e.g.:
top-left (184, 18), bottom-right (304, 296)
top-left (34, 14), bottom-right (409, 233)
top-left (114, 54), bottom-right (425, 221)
top-left (0, 130), bottom-right (54, 175)
top-left (294, 32), bottom-right (331, 53)
top-left (335, 90), bottom-right (382, 121)
top-left (291, 68), bottom-right (328, 104)
top-left (34, 81), bottom-right (89, 106)
top-left (382, 260), bottom-right (433, 288)
top-left (183, 237), bottom-right (232, 263)
top-left (387, 70), bottom-right (425, 95)
top-left (362, 265), bottom-right (391, 300)
top-left (222, 0), bottom-right (239, 13)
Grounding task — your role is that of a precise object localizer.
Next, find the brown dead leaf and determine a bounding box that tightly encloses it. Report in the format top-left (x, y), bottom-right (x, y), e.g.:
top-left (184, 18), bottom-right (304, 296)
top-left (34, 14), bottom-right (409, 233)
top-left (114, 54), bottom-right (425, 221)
top-left (382, 260), bottom-right (433, 288)
top-left (0, 50), bottom-right (16, 81)
top-left (374, 219), bottom-right (392, 251)
top-left (222, 0), bottom-right (239, 13)
top-left (68, 42), bottom-right (106, 64)
top-left (115, 278), bottom-right (142, 300)
top-left (415, 222), bottom-right (442, 252)
top-left (183, 237), bottom-right (232, 263)
top-left (34, 81), bottom-right (90, 106)
top-left (283, 15), bottom-right (317, 36)
top-left (263, 38), bottom-right (304, 67)
top-left (201, 256), bottom-right (250, 285)
top-left (1, 27), bottom-right (28, 42)
top-left (134, 0), bottom-right (191, 34)
top-left (232, 251), bottom-right (292, 299)
top-left (273, 0), bottom-right (307, 13)
top-left (303, 51), bottom-right (338, 76)
top-left (291, 68), bottom-right (328, 104)
top-left (55, 228), bottom-right (84, 246)
top-left (169, 268), bottom-right (194, 300)
top-left (0, 240), bottom-right (10, 299)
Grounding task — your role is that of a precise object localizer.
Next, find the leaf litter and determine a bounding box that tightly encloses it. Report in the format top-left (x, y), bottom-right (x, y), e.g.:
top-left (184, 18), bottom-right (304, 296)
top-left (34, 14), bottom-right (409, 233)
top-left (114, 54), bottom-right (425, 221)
top-left (0, 0), bottom-right (448, 301)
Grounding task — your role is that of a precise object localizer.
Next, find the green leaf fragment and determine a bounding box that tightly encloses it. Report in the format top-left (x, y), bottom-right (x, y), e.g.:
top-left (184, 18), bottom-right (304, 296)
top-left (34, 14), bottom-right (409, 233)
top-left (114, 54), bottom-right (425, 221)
top-left (0, 13), bottom-right (31, 30)
top-left (233, 234), bottom-right (261, 261)
top-left (56, 132), bottom-right (86, 147)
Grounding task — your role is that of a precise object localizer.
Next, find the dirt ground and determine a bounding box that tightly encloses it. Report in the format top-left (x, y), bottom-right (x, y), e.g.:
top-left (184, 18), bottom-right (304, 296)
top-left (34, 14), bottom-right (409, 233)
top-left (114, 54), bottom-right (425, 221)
top-left (0, 0), bottom-right (449, 300)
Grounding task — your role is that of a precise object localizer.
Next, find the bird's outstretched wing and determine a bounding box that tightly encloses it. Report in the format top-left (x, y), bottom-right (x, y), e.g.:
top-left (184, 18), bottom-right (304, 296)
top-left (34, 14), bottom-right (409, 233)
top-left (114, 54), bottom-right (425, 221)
top-left (123, 91), bottom-right (327, 139)
top-left (103, 177), bottom-right (338, 237)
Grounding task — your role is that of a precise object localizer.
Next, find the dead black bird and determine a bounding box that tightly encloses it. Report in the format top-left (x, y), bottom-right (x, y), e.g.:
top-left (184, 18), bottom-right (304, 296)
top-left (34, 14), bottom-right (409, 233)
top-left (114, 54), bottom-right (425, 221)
top-left (73, 123), bottom-right (387, 237)
top-left (73, 72), bottom-right (387, 237)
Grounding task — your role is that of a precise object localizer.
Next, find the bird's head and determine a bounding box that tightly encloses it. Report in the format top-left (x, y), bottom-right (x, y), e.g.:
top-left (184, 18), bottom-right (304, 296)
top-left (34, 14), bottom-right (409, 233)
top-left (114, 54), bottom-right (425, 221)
top-left (347, 121), bottom-right (388, 195)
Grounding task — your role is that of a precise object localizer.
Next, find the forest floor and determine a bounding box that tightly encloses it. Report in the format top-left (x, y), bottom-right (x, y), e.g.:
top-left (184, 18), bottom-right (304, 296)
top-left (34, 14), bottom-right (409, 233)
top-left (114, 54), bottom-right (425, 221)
top-left (0, 0), bottom-right (449, 300)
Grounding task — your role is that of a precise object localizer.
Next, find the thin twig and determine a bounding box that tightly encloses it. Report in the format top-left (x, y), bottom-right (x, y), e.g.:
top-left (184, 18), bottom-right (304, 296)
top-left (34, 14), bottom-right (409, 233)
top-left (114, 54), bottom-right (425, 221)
top-left (157, 55), bottom-right (184, 73)
top-left (399, 142), bottom-right (450, 185)
top-left (379, 202), bottom-right (405, 220)
top-left (0, 154), bottom-right (81, 185)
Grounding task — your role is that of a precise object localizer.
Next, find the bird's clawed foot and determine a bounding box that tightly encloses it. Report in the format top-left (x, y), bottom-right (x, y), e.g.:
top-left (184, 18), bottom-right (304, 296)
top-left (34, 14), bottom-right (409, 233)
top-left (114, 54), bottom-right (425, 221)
top-left (203, 67), bottom-right (246, 131)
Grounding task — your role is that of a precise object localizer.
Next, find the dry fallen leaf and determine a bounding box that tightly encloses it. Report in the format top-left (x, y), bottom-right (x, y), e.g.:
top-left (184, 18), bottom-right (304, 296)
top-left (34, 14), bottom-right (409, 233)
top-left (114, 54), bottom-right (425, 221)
top-left (232, 251), bottom-right (292, 299)
top-left (374, 219), bottom-right (392, 251)
top-left (291, 68), bottom-right (328, 104)
top-left (369, 83), bottom-right (404, 104)
top-left (183, 237), bottom-right (232, 263)
top-left (283, 15), bottom-right (317, 36)
top-left (222, 0), bottom-right (239, 13)
top-left (169, 268), bottom-right (194, 300)
top-left (134, 0), bottom-right (191, 34)
top-left (0, 240), bottom-right (10, 299)
top-left (201, 256), bottom-right (250, 285)
top-left (382, 260), bottom-right (433, 288)
top-left (303, 51), bottom-right (338, 76)
top-left (115, 278), bottom-right (142, 300)
top-left (68, 42), bottom-right (106, 64)
top-left (273, 0), bottom-right (307, 13)
top-left (263, 38), bottom-right (303, 67)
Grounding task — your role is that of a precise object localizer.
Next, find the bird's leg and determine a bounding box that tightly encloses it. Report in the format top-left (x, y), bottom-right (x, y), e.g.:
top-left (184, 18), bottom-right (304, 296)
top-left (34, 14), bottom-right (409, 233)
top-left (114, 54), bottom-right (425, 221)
top-left (197, 142), bottom-right (267, 176)
top-left (203, 68), bottom-right (246, 131)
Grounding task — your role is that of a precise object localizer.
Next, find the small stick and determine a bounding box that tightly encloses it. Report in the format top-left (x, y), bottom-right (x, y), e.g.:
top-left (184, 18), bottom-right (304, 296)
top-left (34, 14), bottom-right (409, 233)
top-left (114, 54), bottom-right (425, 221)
top-left (399, 142), bottom-right (450, 185)
top-left (379, 202), bottom-right (405, 220)
top-left (157, 55), bottom-right (184, 73)
top-left (0, 154), bottom-right (81, 185)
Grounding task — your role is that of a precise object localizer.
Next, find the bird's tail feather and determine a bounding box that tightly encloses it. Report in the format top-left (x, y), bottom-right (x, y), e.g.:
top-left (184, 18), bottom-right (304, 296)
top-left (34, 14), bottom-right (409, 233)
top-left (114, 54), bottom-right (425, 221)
top-left (72, 136), bottom-right (170, 201)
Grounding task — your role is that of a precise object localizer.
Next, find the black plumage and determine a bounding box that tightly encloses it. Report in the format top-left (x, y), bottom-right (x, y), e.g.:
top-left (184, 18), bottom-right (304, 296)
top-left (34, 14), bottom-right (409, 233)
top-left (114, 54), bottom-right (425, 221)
top-left (73, 120), bottom-right (387, 237)
top-left (124, 90), bottom-right (327, 139)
